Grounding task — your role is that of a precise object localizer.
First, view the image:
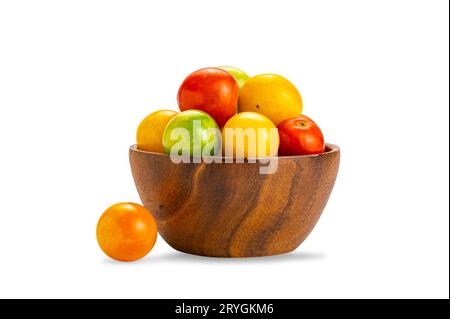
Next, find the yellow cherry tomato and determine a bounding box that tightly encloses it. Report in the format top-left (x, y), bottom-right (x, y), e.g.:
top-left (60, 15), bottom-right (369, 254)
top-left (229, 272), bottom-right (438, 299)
top-left (137, 110), bottom-right (177, 152)
top-left (96, 202), bottom-right (158, 262)
top-left (238, 74), bottom-right (303, 125)
top-left (222, 112), bottom-right (279, 158)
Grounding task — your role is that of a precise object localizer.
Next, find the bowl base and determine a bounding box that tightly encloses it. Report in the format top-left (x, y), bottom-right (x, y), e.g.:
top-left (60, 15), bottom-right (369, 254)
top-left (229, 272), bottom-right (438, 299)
top-left (164, 240), bottom-right (300, 258)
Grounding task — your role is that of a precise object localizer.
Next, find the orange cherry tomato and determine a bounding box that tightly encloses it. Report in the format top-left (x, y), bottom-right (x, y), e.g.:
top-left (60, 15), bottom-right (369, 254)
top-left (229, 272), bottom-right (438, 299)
top-left (239, 74), bottom-right (303, 125)
top-left (96, 202), bottom-right (157, 262)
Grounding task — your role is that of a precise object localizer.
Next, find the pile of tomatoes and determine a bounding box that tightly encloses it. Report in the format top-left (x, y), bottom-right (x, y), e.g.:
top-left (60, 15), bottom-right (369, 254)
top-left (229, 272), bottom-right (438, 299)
top-left (137, 66), bottom-right (326, 157)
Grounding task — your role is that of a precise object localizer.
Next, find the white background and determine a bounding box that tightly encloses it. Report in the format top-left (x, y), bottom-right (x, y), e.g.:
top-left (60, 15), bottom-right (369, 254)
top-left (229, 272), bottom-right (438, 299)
top-left (0, 0), bottom-right (448, 299)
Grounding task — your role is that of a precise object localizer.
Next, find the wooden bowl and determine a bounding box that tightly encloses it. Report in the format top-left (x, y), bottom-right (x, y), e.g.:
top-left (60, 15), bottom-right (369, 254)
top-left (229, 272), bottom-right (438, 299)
top-left (129, 144), bottom-right (340, 258)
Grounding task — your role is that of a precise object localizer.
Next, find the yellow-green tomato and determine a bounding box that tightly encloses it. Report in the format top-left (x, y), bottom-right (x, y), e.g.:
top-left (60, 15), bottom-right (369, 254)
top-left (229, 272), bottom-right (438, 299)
top-left (136, 110), bottom-right (177, 152)
top-left (218, 66), bottom-right (250, 89)
top-left (162, 110), bottom-right (221, 157)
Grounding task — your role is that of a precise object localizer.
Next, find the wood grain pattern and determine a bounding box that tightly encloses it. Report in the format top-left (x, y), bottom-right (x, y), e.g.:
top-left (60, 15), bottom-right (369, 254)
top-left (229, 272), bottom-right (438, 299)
top-left (129, 144), bottom-right (340, 257)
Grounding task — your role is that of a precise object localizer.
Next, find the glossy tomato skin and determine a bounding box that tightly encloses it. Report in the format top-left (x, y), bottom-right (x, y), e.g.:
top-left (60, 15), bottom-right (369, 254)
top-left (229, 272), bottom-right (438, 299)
top-left (222, 112), bottom-right (279, 158)
top-left (277, 115), bottom-right (325, 156)
top-left (239, 74), bottom-right (302, 125)
top-left (162, 110), bottom-right (221, 156)
top-left (177, 67), bottom-right (239, 127)
top-left (217, 66), bottom-right (249, 89)
top-left (136, 109), bottom-right (177, 153)
top-left (96, 202), bottom-right (157, 262)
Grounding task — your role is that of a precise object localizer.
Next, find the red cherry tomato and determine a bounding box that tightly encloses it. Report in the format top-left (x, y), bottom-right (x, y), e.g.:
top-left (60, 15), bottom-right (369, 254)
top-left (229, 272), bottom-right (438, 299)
top-left (177, 67), bottom-right (239, 127)
top-left (277, 115), bottom-right (325, 155)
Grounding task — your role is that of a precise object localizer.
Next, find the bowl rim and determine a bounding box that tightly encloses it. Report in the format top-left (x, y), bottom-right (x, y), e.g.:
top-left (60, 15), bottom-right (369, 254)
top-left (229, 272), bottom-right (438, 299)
top-left (130, 143), bottom-right (339, 159)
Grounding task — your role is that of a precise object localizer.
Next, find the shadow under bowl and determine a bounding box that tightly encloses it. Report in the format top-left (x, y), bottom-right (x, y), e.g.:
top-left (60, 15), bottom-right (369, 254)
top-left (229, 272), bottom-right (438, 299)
top-left (129, 144), bottom-right (340, 258)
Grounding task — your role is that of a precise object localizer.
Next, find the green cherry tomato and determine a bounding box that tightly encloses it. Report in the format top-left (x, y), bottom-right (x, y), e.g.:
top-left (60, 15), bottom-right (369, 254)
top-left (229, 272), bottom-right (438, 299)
top-left (162, 110), bottom-right (221, 157)
top-left (218, 66), bottom-right (250, 89)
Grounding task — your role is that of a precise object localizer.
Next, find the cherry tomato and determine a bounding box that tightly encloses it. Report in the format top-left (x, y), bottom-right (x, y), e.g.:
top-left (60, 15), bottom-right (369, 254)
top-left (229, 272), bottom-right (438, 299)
top-left (136, 109), bottom-right (177, 153)
top-left (177, 67), bottom-right (239, 127)
top-left (162, 110), bottom-right (221, 156)
top-left (277, 115), bottom-right (325, 156)
top-left (239, 74), bottom-right (302, 125)
top-left (96, 203), bottom-right (157, 262)
top-left (217, 66), bottom-right (249, 89)
top-left (222, 112), bottom-right (279, 158)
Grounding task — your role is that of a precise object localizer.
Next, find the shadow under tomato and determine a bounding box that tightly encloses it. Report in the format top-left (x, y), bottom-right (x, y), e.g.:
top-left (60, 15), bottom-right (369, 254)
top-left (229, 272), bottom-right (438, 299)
top-left (102, 250), bottom-right (325, 265)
